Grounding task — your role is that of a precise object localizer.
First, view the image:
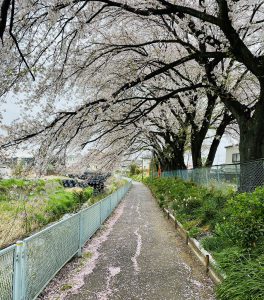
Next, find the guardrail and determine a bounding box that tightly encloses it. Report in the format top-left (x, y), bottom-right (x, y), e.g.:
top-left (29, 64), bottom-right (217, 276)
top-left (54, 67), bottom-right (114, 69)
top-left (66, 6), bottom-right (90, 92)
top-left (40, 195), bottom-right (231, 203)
top-left (0, 180), bottom-right (132, 300)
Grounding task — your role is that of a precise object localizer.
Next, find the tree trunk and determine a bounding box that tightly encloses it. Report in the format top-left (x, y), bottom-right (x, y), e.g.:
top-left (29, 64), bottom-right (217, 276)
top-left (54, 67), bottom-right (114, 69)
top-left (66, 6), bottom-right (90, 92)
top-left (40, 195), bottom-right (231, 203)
top-left (239, 102), bottom-right (264, 191)
top-left (191, 137), bottom-right (203, 168)
top-left (172, 148), bottom-right (186, 170)
top-left (205, 111), bottom-right (234, 167)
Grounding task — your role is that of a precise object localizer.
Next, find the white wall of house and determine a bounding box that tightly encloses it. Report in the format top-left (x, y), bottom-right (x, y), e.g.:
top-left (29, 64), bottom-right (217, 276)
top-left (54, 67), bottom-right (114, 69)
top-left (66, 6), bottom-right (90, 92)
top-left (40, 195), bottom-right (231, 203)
top-left (225, 145), bottom-right (240, 164)
top-left (0, 166), bottom-right (12, 178)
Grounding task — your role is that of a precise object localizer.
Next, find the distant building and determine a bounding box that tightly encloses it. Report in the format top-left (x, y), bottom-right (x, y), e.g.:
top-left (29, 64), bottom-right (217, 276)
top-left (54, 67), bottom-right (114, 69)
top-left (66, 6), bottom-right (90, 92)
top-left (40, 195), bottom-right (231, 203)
top-left (0, 156), bottom-right (34, 178)
top-left (134, 158), bottom-right (151, 170)
top-left (0, 165), bottom-right (12, 178)
top-left (225, 144), bottom-right (240, 164)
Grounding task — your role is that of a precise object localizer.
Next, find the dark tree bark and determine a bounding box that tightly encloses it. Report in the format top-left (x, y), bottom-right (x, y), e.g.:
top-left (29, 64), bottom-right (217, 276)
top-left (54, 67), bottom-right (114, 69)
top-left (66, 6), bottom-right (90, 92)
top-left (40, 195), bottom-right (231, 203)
top-left (205, 110), bottom-right (235, 167)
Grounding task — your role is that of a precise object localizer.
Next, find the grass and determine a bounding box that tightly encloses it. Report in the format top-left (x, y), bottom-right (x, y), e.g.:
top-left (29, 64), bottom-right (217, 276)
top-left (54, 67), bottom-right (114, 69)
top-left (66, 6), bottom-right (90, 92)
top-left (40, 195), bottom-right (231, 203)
top-left (144, 176), bottom-right (264, 300)
top-left (0, 176), bottom-right (124, 249)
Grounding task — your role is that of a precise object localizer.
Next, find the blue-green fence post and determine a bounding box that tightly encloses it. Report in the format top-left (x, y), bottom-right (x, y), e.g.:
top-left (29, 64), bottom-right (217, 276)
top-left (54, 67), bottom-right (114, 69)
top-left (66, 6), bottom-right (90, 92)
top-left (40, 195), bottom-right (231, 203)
top-left (99, 201), bottom-right (102, 225)
top-left (13, 240), bottom-right (26, 300)
top-left (235, 164), bottom-right (239, 189)
top-left (205, 168), bottom-right (209, 186)
top-left (110, 193), bottom-right (113, 213)
top-left (217, 166), bottom-right (220, 183)
top-left (77, 212), bottom-right (83, 257)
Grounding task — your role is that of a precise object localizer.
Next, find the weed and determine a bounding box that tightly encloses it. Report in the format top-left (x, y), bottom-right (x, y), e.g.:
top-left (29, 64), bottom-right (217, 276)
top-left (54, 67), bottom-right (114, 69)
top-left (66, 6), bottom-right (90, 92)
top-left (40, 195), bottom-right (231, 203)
top-left (61, 284), bottom-right (72, 291)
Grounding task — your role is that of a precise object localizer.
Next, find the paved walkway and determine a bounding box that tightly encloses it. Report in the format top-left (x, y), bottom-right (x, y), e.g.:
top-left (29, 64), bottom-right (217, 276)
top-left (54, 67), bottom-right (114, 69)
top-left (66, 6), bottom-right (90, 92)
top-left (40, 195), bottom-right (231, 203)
top-left (62, 182), bottom-right (215, 300)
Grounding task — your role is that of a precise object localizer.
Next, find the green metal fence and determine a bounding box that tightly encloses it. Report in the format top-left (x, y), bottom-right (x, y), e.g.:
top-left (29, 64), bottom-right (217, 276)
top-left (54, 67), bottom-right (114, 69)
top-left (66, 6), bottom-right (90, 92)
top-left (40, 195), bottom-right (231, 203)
top-left (0, 245), bottom-right (15, 300)
top-left (0, 180), bottom-right (132, 300)
top-left (155, 159), bottom-right (264, 192)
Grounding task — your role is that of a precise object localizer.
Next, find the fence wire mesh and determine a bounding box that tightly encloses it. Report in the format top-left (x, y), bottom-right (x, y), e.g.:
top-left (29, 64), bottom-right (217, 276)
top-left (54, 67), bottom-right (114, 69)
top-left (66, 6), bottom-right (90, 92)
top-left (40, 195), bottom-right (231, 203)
top-left (239, 159), bottom-right (264, 192)
top-left (25, 214), bottom-right (80, 300)
top-left (155, 159), bottom-right (264, 192)
top-left (111, 191), bottom-right (118, 210)
top-left (81, 202), bottom-right (101, 246)
top-left (0, 245), bottom-right (15, 300)
top-left (100, 196), bottom-right (112, 223)
top-left (0, 179), bottom-right (131, 300)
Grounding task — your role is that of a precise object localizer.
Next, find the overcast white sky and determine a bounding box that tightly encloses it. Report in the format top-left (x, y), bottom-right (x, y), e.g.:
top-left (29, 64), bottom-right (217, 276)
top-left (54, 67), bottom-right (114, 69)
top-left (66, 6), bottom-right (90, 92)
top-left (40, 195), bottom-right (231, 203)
top-left (2, 100), bottom-right (21, 124)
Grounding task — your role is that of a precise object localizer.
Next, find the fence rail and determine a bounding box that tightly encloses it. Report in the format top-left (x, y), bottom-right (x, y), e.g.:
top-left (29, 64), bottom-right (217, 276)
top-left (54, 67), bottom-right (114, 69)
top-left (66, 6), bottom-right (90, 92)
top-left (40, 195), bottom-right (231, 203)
top-left (153, 159), bottom-right (264, 192)
top-left (0, 180), bottom-right (132, 300)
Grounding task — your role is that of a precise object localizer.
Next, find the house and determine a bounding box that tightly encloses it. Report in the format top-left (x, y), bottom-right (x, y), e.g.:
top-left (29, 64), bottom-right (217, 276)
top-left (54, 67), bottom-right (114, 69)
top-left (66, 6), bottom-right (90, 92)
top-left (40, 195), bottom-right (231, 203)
top-left (0, 165), bottom-right (12, 178)
top-left (0, 155), bottom-right (35, 178)
top-left (225, 144), bottom-right (240, 164)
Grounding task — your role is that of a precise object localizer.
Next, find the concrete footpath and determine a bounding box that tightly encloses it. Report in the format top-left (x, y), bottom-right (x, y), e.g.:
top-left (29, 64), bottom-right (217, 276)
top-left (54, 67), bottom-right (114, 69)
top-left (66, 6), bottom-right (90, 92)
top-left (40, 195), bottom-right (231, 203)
top-left (42, 182), bottom-right (215, 300)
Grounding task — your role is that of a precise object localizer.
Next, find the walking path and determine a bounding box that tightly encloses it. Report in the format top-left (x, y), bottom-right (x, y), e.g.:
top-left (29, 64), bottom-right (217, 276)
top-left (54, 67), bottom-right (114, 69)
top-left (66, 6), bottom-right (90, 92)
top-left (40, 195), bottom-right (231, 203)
top-left (41, 182), bottom-right (215, 300)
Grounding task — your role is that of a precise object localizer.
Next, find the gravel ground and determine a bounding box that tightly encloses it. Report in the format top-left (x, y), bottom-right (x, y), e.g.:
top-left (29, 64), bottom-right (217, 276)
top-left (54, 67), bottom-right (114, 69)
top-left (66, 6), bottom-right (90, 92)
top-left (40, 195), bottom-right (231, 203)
top-left (40, 182), bottom-right (216, 300)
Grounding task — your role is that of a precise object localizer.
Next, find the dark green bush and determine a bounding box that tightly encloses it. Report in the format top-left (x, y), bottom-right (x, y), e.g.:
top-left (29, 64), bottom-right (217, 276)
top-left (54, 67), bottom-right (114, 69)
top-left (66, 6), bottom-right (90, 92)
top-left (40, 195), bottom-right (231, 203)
top-left (144, 176), bottom-right (264, 300)
top-left (188, 227), bottom-right (202, 238)
top-left (129, 163), bottom-right (141, 175)
top-left (216, 254), bottom-right (264, 300)
top-left (47, 191), bottom-right (77, 219)
top-left (225, 187), bottom-right (264, 249)
top-left (83, 187), bottom-right (93, 199)
top-left (144, 177), bottom-right (228, 231)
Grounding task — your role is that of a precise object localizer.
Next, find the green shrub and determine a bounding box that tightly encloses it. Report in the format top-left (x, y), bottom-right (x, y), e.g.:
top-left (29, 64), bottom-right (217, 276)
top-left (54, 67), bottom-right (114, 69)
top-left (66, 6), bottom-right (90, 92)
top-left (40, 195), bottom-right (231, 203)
top-left (83, 187), bottom-right (93, 199)
top-left (72, 187), bottom-right (93, 207)
top-left (46, 191), bottom-right (77, 219)
top-left (188, 227), bottom-right (202, 238)
top-left (202, 236), bottom-right (223, 253)
top-left (145, 176), bottom-right (264, 299)
top-left (225, 187), bottom-right (264, 249)
top-left (216, 254), bottom-right (264, 300)
top-left (129, 163), bottom-right (141, 175)
top-left (145, 177), bottom-right (227, 231)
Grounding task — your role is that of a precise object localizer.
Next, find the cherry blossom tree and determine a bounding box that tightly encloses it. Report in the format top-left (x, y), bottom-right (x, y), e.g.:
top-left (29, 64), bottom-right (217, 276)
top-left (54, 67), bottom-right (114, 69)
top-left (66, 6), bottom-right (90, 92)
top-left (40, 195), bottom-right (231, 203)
top-left (0, 0), bottom-right (263, 173)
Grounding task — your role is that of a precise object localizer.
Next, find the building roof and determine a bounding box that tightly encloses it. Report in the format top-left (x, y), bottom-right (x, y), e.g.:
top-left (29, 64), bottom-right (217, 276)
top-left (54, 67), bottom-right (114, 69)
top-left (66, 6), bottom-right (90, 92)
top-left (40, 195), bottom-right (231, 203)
top-left (225, 144), bottom-right (239, 149)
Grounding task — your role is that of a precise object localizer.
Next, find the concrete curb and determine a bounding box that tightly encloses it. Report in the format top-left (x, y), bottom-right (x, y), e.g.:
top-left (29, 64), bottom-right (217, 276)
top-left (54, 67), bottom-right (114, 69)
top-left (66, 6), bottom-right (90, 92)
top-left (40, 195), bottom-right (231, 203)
top-left (163, 207), bottom-right (225, 285)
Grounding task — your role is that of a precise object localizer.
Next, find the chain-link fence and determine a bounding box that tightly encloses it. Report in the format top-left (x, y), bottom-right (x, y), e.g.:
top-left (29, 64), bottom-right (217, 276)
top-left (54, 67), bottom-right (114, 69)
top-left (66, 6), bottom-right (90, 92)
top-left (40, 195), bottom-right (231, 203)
top-left (0, 245), bottom-right (16, 300)
top-left (154, 159), bottom-right (264, 192)
top-left (0, 180), bottom-right (132, 300)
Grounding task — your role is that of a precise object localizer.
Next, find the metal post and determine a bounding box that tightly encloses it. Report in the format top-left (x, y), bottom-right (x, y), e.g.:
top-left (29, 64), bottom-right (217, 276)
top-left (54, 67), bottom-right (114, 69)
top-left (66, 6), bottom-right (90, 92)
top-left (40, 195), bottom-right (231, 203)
top-left (110, 194), bottom-right (112, 213)
top-left (13, 240), bottom-right (26, 300)
top-left (217, 165), bottom-right (220, 183)
top-left (235, 163), bottom-right (239, 189)
top-left (77, 212), bottom-right (83, 257)
top-left (116, 189), bottom-right (118, 207)
top-left (142, 158), bottom-right (144, 181)
top-left (99, 201), bottom-right (102, 224)
top-left (205, 168), bottom-right (209, 186)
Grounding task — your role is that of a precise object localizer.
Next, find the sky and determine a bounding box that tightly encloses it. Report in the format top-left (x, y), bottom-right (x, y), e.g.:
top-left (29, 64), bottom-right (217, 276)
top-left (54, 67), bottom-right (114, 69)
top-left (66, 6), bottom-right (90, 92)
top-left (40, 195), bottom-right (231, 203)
top-left (2, 99), bottom-right (21, 125)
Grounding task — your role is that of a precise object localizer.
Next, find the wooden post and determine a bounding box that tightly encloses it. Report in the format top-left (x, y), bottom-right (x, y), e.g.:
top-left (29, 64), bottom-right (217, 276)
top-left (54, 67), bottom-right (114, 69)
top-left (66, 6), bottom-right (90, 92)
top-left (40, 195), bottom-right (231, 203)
top-left (186, 234), bottom-right (189, 245)
top-left (158, 165), bottom-right (161, 177)
top-left (205, 255), bottom-right (210, 274)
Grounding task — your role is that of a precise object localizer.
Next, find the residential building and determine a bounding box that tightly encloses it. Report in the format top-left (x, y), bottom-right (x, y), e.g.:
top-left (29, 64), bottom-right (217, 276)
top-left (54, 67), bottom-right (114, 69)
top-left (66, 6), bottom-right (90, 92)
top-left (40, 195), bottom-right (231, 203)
top-left (225, 144), bottom-right (240, 164)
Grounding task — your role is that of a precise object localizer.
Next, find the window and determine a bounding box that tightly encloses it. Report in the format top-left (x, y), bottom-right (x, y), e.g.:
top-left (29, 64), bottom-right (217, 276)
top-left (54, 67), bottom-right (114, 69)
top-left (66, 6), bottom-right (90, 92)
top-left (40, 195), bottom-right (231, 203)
top-left (232, 153), bottom-right (240, 163)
